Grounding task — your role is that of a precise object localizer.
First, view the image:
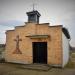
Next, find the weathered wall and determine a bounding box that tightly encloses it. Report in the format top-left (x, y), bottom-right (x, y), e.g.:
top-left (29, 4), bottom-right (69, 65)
top-left (62, 32), bottom-right (69, 67)
top-left (48, 26), bottom-right (62, 66)
top-left (5, 22), bottom-right (62, 66)
top-left (5, 23), bottom-right (36, 64)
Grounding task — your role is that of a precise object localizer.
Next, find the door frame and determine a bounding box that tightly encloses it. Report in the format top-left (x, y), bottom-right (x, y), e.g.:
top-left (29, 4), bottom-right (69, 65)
top-left (32, 42), bottom-right (47, 64)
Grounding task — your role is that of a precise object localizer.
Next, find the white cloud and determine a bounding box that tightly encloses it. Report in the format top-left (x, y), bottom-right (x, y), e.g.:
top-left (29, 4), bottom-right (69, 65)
top-left (0, 0), bottom-right (75, 46)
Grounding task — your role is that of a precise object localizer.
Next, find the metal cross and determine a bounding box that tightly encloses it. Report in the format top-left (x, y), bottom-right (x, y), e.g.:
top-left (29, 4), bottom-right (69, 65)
top-left (32, 3), bottom-right (37, 11)
top-left (13, 35), bottom-right (22, 54)
top-left (33, 3), bottom-right (35, 11)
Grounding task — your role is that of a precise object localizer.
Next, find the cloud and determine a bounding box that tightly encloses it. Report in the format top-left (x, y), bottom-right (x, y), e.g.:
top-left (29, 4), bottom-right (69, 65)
top-left (0, 20), bottom-right (24, 27)
top-left (0, 0), bottom-right (75, 46)
top-left (0, 20), bottom-right (25, 44)
top-left (0, 25), bottom-right (14, 44)
top-left (0, 33), bottom-right (6, 44)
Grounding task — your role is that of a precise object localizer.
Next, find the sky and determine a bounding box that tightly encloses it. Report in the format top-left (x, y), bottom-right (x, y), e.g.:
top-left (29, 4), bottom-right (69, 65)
top-left (0, 0), bottom-right (75, 47)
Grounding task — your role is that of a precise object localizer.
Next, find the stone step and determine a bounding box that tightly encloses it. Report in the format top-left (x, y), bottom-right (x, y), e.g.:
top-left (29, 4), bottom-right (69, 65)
top-left (18, 64), bottom-right (51, 71)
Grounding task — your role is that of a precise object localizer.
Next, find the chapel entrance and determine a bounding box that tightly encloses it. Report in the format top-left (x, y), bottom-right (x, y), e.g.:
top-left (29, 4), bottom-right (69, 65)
top-left (33, 42), bottom-right (47, 64)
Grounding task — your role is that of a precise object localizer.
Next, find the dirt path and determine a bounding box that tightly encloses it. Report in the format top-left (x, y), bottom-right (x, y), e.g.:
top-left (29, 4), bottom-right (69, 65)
top-left (0, 63), bottom-right (75, 75)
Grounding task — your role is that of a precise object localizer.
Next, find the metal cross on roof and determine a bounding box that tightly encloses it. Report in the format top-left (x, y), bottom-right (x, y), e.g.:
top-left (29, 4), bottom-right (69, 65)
top-left (32, 2), bottom-right (37, 11)
top-left (33, 3), bottom-right (35, 11)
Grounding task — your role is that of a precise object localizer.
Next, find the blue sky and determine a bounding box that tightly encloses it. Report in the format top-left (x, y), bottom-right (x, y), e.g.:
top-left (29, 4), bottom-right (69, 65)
top-left (0, 0), bottom-right (75, 47)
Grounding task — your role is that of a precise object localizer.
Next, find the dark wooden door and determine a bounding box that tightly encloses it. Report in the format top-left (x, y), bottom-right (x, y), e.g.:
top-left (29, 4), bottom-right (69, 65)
top-left (33, 42), bottom-right (47, 64)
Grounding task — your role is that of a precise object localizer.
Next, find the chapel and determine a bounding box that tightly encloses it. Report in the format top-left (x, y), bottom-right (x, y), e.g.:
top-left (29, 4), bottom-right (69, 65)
top-left (4, 10), bottom-right (70, 67)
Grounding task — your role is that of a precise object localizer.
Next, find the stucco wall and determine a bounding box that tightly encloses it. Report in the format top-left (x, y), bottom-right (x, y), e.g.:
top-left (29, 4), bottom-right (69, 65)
top-left (48, 26), bottom-right (62, 66)
top-left (5, 23), bottom-right (62, 66)
top-left (62, 32), bottom-right (69, 67)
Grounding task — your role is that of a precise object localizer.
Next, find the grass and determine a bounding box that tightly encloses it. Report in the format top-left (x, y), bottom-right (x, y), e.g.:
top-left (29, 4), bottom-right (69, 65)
top-left (0, 46), bottom-right (5, 62)
top-left (0, 47), bottom-right (5, 50)
top-left (65, 52), bottom-right (75, 68)
top-left (0, 46), bottom-right (5, 54)
top-left (65, 60), bottom-right (75, 68)
top-left (71, 53), bottom-right (75, 58)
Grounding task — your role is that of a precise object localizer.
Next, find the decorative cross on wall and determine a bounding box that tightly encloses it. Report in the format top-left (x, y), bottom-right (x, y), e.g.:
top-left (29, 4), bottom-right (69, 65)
top-left (13, 35), bottom-right (22, 54)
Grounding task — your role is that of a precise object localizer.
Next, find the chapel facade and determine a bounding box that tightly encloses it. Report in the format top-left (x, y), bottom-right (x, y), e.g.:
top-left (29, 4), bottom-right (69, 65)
top-left (4, 10), bottom-right (70, 67)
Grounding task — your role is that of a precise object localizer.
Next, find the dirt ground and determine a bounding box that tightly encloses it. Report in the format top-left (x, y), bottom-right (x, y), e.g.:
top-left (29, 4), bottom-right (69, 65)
top-left (0, 63), bottom-right (75, 75)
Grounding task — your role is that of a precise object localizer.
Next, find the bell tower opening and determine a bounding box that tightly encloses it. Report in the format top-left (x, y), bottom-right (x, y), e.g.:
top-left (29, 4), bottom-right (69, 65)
top-left (26, 10), bottom-right (41, 23)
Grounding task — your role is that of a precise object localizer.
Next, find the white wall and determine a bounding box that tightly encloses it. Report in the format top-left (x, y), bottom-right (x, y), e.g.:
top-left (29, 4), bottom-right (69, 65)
top-left (62, 33), bottom-right (69, 67)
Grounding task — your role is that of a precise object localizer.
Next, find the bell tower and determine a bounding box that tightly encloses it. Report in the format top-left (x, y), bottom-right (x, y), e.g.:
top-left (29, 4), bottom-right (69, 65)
top-left (26, 10), bottom-right (41, 23)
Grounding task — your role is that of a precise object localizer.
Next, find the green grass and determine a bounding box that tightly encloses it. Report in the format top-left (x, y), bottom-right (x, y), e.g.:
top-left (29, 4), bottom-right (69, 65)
top-left (71, 53), bottom-right (75, 58)
top-left (65, 60), bottom-right (75, 68)
top-left (65, 52), bottom-right (75, 68)
top-left (0, 46), bottom-right (5, 54)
